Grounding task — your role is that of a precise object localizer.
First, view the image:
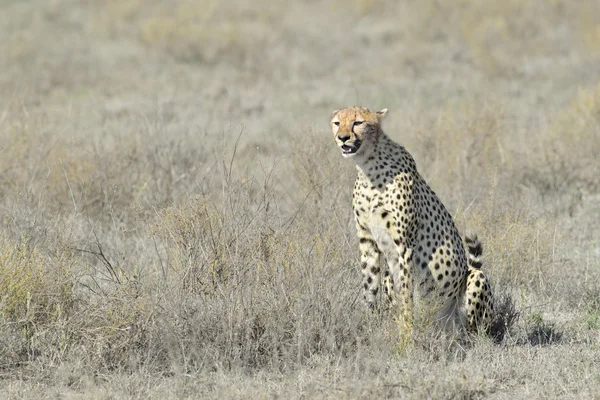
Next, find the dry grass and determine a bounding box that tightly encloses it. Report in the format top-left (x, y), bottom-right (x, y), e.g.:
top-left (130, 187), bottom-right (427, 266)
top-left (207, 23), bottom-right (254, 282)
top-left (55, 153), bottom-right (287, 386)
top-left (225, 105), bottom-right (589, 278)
top-left (1, 0), bottom-right (600, 398)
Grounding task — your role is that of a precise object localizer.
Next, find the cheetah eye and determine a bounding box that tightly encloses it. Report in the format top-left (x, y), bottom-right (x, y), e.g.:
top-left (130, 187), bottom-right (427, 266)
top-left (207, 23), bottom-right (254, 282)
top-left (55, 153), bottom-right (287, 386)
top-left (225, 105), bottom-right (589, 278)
top-left (353, 120), bottom-right (364, 127)
top-left (333, 121), bottom-right (340, 126)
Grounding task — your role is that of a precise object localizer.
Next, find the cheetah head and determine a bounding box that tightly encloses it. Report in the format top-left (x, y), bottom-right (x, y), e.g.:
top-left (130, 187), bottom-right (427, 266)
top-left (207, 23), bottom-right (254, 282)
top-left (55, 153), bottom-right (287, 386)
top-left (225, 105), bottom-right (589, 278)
top-left (330, 106), bottom-right (388, 159)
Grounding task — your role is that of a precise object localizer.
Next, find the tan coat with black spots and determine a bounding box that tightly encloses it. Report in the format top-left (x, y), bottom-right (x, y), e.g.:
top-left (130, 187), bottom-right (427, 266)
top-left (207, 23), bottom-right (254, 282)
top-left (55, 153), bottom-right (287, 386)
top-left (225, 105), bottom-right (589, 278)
top-left (330, 106), bottom-right (493, 333)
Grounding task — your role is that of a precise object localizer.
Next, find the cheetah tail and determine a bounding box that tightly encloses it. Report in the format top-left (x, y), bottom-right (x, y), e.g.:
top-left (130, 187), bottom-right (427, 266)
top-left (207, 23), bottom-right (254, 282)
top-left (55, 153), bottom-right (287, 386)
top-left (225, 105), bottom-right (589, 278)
top-left (465, 234), bottom-right (483, 270)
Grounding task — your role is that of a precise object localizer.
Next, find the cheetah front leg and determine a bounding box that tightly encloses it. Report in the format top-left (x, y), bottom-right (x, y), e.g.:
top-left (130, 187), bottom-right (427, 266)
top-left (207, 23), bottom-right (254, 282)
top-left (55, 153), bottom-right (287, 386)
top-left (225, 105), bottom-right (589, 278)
top-left (389, 245), bottom-right (414, 331)
top-left (357, 230), bottom-right (383, 310)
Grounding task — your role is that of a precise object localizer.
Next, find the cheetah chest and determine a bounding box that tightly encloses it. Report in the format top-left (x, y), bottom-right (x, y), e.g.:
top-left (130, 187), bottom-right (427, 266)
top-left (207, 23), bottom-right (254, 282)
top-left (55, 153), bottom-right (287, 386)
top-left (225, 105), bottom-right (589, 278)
top-left (360, 196), bottom-right (398, 260)
top-left (367, 219), bottom-right (397, 261)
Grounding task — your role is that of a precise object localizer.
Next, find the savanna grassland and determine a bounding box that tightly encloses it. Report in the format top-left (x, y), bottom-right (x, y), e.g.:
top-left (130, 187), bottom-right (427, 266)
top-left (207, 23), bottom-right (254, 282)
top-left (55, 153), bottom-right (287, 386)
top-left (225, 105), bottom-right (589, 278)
top-left (1, 0), bottom-right (600, 398)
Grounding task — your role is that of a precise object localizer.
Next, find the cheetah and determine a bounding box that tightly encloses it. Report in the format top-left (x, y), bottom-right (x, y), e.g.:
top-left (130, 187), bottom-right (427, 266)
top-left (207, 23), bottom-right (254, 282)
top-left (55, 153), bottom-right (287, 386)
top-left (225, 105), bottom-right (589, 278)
top-left (330, 106), bottom-right (493, 333)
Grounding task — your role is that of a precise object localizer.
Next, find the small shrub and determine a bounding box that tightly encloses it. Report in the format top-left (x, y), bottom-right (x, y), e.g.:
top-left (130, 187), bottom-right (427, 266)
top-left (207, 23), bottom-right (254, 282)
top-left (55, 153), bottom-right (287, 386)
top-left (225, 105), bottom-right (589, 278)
top-left (0, 235), bottom-right (74, 325)
top-left (526, 323), bottom-right (563, 346)
top-left (0, 235), bottom-right (75, 368)
top-left (489, 287), bottom-right (518, 343)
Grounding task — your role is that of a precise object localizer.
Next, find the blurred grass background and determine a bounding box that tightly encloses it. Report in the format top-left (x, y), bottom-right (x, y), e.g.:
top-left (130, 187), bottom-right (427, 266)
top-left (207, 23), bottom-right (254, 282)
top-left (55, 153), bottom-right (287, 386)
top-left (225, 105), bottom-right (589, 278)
top-left (1, 0), bottom-right (600, 398)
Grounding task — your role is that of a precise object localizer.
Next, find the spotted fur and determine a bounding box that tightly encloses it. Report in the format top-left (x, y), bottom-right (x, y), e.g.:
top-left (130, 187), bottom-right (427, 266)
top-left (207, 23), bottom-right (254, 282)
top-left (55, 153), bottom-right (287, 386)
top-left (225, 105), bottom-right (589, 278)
top-left (330, 106), bottom-right (493, 333)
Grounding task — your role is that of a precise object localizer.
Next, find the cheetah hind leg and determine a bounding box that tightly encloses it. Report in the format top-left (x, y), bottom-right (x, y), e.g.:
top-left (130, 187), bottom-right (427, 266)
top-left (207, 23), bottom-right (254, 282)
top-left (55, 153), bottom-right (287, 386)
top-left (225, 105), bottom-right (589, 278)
top-left (465, 268), bottom-right (494, 334)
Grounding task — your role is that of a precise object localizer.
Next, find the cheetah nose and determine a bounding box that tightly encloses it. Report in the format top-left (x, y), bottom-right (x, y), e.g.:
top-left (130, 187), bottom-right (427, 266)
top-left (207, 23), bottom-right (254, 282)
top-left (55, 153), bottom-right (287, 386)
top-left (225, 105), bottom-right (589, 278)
top-left (338, 135), bottom-right (350, 143)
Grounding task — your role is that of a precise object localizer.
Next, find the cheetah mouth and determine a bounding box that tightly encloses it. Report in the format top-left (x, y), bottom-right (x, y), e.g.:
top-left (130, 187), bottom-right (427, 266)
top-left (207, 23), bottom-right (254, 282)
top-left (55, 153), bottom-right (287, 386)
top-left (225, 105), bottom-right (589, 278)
top-left (341, 141), bottom-right (361, 155)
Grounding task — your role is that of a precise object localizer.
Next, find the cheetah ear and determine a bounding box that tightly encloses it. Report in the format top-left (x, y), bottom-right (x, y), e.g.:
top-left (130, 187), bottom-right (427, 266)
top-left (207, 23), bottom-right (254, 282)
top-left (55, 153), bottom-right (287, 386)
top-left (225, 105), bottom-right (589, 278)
top-left (331, 109), bottom-right (340, 117)
top-left (376, 108), bottom-right (388, 121)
